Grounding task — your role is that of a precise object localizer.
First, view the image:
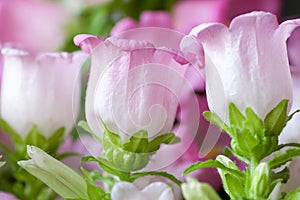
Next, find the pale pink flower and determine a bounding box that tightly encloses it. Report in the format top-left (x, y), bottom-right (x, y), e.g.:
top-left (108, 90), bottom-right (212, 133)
top-left (183, 11), bottom-right (300, 121)
top-left (80, 36), bottom-right (190, 141)
top-left (0, 48), bottom-right (87, 138)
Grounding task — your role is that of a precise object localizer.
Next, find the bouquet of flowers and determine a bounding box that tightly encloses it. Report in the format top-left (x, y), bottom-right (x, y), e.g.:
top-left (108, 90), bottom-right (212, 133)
top-left (1, 0), bottom-right (300, 200)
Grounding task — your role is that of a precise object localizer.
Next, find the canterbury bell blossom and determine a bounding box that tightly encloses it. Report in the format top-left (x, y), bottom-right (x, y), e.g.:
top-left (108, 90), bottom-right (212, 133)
top-left (182, 11), bottom-right (300, 121)
top-left (83, 36), bottom-right (189, 141)
top-left (0, 48), bottom-right (87, 138)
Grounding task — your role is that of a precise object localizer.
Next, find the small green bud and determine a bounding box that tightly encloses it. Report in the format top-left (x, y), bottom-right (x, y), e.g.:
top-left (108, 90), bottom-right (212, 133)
top-left (249, 162), bottom-right (271, 198)
top-left (216, 155), bottom-right (244, 199)
top-left (182, 177), bottom-right (221, 200)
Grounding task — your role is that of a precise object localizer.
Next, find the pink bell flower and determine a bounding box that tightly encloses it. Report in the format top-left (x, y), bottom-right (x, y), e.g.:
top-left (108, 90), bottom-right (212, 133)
top-left (0, 48), bottom-right (87, 138)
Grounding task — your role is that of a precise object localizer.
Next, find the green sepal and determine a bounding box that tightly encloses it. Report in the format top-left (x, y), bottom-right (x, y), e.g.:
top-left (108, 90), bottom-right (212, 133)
top-left (78, 121), bottom-right (102, 144)
top-left (229, 102), bottom-right (246, 130)
top-left (81, 168), bottom-right (111, 200)
top-left (123, 130), bottom-right (148, 153)
top-left (148, 133), bottom-right (180, 152)
top-left (183, 159), bottom-right (243, 178)
top-left (264, 99), bottom-right (288, 136)
top-left (267, 148), bottom-right (300, 169)
top-left (244, 107), bottom-right (265, 136)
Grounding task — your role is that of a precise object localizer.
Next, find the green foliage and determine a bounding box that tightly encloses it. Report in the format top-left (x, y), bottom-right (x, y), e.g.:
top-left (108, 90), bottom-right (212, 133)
top-left (0, 119), bottom-right (68, 200)
top-left (185, 99), bottom-right (300, 200)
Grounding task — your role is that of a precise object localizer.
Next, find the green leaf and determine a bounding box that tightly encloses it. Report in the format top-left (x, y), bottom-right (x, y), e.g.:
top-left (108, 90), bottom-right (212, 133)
top-left (267, 148), bottom-right (300, 169)
top-left (123, 130), bottom-right (149, 153)
top-left (286, 187), bottom-right (300, 200)
top-left (264, 99), bottom-right (288, 136)
top-left (203, 111), bottom-right (230, 133)
top-left (81, 168), bottom-right (110, 200)
top-left (287, 109), bottom-right (300, 122)
top-left (183, 160), bottom-right (243, 177)
top-left (229, 102), bottom-right (246, 128)
top-left (81, 156), bottom-right (130, 181)
top-left (130, 171), bottom-right (182, 186)
top-left (148, 133), bottom-right (179, 152)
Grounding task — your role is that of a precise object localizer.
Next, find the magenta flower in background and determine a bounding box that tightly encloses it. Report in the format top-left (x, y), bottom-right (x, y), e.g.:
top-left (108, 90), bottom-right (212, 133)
top-left (0, 48), bottom-right (87, 138)
top-left (111, 11), bottom-right (173, 36)
top-left (184, 11), bottom-right (299, 121)
top-left (173, 0), bottom-right (282, 34)
top-left (0, 0), bottom-right (70, 53)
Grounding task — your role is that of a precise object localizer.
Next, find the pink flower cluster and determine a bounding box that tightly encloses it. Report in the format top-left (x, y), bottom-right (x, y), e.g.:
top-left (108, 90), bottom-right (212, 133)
top-left (1, 0), bottom-right (300, 199)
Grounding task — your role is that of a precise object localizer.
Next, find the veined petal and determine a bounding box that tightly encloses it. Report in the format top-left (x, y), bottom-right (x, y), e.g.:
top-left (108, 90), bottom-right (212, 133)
top-left (190, 11), bottom-right (296, 121)
top-left (0, 48), bottom-right (86, 138)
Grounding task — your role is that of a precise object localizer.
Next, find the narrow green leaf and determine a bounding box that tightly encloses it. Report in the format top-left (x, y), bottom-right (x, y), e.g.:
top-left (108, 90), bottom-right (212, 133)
top-left (82, 156), bottom-right (130, 181)
top-left (276, 143), bottom-right (300, 152)
top-left (130, 171), bottom-right (182, 186)
top-left (183, 160), bottom-right (243, 177)
top-left (264, 99), bottom-right (288, 136)
top-left (287, 109), bottom-right (300, 122)
top-left (267, 148), bottom-right (300, 169)
top-left (203, 111), bottom-right (230, 133)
